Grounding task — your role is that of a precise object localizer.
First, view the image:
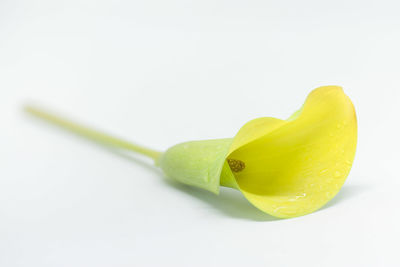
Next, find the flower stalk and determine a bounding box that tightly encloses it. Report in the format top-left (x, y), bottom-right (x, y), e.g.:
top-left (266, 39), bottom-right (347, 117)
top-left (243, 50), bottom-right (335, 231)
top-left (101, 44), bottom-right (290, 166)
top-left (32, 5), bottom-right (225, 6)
top-left (24, 105), bottom-right (162, 161)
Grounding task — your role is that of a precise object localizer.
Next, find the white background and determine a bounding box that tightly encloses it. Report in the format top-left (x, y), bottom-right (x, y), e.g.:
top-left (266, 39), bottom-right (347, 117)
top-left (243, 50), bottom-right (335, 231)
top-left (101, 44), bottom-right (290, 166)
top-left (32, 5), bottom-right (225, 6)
top-left (1, 0), bottom-right (399, 266)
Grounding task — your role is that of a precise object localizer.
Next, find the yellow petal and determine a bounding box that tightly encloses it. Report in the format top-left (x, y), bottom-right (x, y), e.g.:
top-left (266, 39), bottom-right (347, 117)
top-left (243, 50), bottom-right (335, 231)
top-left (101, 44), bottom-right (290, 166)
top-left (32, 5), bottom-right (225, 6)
top-left (228, 117), bottom-right (286, 155)
top-left (227, 86), bottom-right (357, 218)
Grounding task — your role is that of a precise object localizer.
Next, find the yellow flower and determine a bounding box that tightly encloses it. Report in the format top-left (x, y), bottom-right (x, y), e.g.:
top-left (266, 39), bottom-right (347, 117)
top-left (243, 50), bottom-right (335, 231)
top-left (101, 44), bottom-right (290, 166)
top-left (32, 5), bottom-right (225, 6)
top-left (158, 86), bottom-right (357, 218)
top-left (25, 85), bottom-right (357, 218)
top-left (223, 86), bottom-right (357, 218)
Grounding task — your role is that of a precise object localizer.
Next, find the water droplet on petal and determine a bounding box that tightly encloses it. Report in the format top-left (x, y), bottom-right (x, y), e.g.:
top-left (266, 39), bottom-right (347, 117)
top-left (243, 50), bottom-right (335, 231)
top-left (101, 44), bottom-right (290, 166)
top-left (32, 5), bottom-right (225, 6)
top-left (320, 169), bottom-right (328, 175)
top-left (297, 193), bottom-right (306, 198)
top-left (334, 171), bottom-right (341, 178)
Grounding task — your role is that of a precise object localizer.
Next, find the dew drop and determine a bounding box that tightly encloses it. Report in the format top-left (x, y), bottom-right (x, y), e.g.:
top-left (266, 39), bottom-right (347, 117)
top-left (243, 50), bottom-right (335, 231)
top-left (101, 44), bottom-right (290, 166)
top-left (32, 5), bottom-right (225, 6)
top-left (296, 193), bottom-right (307, 198)
top-left (334, 171), bottom-right (341, 178)
top-left (273, 207), bottom-right (283, 213)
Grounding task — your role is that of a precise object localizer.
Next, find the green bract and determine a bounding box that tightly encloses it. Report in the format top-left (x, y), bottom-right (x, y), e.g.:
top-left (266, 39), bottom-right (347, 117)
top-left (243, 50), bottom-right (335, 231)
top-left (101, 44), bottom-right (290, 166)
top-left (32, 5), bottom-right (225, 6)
top-left (158, 139), bottom-right (233, 194)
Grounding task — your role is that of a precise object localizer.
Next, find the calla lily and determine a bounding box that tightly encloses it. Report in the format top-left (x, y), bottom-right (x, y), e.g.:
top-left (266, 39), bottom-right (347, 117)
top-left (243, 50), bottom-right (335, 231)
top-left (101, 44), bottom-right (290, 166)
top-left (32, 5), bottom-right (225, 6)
top-left (25, 85), bottom-right (357, 218)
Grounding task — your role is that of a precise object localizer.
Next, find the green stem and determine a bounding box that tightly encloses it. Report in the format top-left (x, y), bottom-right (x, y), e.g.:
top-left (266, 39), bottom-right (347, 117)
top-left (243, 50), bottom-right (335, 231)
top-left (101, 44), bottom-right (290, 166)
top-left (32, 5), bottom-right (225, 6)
top-left (24, 105), bottom-right (162, 161)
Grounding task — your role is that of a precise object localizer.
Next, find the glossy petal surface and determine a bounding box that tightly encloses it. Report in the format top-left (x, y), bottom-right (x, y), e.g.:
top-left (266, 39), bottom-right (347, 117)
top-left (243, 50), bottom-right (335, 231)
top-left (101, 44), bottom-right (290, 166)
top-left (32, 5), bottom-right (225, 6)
top-left (227, 86), bottom-right (357, 218)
